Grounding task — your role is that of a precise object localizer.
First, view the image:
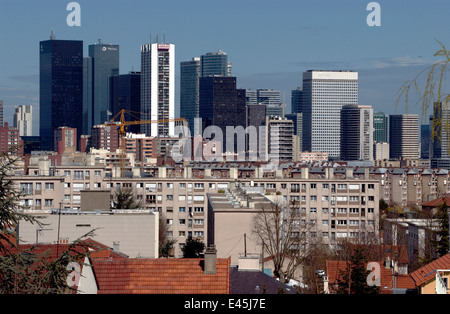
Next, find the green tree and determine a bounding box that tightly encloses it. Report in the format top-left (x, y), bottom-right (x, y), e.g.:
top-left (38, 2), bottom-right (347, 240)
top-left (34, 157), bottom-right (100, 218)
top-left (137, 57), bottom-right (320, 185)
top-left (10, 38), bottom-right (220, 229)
top-left (182, 236), bottom-right (205, 258)
top-left (335, 247), bottom-right (380, 294)
top-left (111, 187), bottom-right (143, 209)
top-left (432, 201), bottom-right (449, 258)
top-left (0, 149), bottom-right (94, 293)
top-left (159, 213), bottom-right (176, 258)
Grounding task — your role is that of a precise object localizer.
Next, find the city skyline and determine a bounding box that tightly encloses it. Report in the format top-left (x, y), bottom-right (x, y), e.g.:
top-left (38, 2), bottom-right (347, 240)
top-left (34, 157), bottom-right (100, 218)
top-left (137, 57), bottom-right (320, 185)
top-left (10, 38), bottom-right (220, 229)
top-left (1, 0), bottom-right (449, 135)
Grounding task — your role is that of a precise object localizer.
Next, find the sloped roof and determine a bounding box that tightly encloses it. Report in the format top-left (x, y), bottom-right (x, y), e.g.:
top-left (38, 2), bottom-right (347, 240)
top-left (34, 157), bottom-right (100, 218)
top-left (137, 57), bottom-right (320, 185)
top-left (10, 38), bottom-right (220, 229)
top-left (410, 254), bottom-right (450, 287)
top-left (91, 257), bottom-right (231, 294)
top-left (421, 195), bottom-right (450, 208)
top-left (230, 267), bottom-right (296, 294)
top-left (325, 260), bottom-right (416, 293)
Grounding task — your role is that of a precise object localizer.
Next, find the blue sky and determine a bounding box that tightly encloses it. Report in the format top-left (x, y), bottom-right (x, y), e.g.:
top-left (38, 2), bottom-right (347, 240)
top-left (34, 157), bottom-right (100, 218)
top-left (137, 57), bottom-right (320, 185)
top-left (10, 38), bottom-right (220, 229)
top-left (1, 0), bottom-right (449, 135)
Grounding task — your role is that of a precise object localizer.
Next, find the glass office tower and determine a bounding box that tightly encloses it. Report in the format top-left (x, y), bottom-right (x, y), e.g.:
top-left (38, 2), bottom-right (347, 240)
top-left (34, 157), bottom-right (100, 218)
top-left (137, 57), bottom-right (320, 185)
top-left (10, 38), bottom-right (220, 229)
top-left (180, 58), bottom-right (201, 136)
top-left (40, 37), bottom-right (83, 151)
top-left (83, 41), bottom-right (119, 134)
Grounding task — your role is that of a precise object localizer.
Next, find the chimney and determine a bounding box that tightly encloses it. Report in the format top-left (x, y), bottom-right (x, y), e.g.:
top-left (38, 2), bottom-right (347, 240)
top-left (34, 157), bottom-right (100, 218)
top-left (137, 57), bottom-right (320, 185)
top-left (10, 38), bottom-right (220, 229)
top-left (301, 167), bottom-right (309, 179)
top-left (204, 245), bottom-right (217, 275)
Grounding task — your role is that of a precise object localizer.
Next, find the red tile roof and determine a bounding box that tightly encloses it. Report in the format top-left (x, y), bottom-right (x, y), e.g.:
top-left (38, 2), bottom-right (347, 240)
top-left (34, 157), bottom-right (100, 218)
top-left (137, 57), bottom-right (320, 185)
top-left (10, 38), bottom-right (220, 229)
top-left (410, 254), bottom-right (450, 287)
top-left (421, 195), bottom-right (450, 208)
top-left (91, 258), bottom-right (231, 294)
top-left (326, 260), bottom-right (416, 293)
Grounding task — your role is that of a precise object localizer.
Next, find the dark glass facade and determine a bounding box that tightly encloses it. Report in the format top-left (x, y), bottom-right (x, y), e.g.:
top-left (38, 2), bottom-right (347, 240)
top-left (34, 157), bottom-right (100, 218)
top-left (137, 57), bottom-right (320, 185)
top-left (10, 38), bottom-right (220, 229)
top-left (84, 43), bottom-right (119, 134)
top-left (199, 76), bottom-right (246, 152)
top-left (110, 72), bottom-right (141, 133)
top-left (180, 58), bottom-right (200, 136)
top-left (39, 39), bottom-right (83, 151)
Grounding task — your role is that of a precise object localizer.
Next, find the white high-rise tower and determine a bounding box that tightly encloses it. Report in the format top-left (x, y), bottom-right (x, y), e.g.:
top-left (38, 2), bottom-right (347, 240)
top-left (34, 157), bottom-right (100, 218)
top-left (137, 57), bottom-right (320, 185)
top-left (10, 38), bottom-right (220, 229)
top-left (301, 70), bottom-right (358, 160)
top-left (140, 42), bottom-right (175, 137)
top-left (14, 105), bottom-right (33, 136)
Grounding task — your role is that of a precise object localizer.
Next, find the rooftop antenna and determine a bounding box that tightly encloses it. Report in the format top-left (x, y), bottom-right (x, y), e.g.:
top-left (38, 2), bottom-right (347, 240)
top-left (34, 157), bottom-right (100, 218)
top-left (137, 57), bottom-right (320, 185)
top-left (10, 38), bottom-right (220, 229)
top-left (156, 34), bottom-right (159, 43)
top-left (97, 38), bottom-right (102, 45)
top-left (50, 30), bottom-right (56, 40)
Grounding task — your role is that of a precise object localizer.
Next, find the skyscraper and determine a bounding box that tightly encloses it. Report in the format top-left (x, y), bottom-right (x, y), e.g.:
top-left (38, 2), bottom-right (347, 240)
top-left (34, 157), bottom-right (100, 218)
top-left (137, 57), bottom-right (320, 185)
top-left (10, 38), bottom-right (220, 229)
top-left (291, 87), bottom-right (303, 114)
top-left (389, 114), bottom-right (419, 160)
top-left (340, 104), bottom-right (373, 161)
top-left (180, 58), bottom-right (201, 136)
top-left (13, 105), bottom-right (33, 136)
top-left (110, 71), bottom-right (141, 134)
top-left (83, 41), bottom-right (119, 134)
top-left (40, 36), bottom-right (83, 151)
top-left (199, 76), bottom-right (246, 153)
top-left (301, 70), bottom-right (358, 159)
top-left (180, 51), bottom-right (232, 136)
top-left (373, 112), bottom-right (389, 143)
top-left (430, 102), bottom-right (450, 159)
top-left (140, 42), bottom-right (175, 137)
top-left (421, 124), bottom-right (430, 159)
top-left (200, 50), bottom-right (232, 77)
top-left (0, 100), bottom-right (3, 127)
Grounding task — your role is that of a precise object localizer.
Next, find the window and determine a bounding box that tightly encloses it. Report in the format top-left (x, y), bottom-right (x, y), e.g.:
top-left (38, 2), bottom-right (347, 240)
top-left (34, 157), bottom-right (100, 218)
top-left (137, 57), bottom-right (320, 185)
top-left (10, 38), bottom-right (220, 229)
top-left (35, 183), bottom-right (42, 190)
top-left (266, 183), bottom-right (276, 189)
top-left (94, 170), bottom-right (101, 176)
top-left (338, 220), bottom-right (347, 225)
top-left (194, 183), bottom-right (204, 189)
top-left (368, 196), bottom-right (375, 201)
top-left (368, 208), bottom-right (374, 213)
top-left (64, 170), bottom-right (71, 176)
top-left (179, 195), bottom-right (186, 201)
top-left (179, 183), bottom-right (186, 189)
top-left (337, 184), bottom-right (347, 190)
top-left (194, 231), bottom-right (204, 237)
top-left (349, 208), bottom-right (359, 214)
top-left (179, 207), bottom-right (186, 213)
top-left (44, 199), bottom-right (54, 207)
top-left (194, 207), bottom-right (204, 213)
top-left (310, 207), bottom-right (317, 213)
top-left (322, 195), bottom-right (329, 201)
top-left (349, 220), bottom-right (359, 226)
top-left (64, 194), bottom-right (71, 201)
top-left (167, 183), bottom-right (173, 189)
top-left (73, 183), bottom-right (83, 191)
top-left (179, 219), bottom-right (186, 225)
top-left (310, 195), bottom-right (317, 201)
top-left (73, 171), bottom-right (84, 180)
top-left (179, 231), bottom-right (186, 237)
top-left (349, 196), bottom-right (359, 202)
top-left (310, 183), bottom-right (317, 189)
top-left (166, 195), bottom-right (173, 201)
top-left (209, 183), bottom-right (215, 189)
top-left (194, 219), bottom-right (204, 225)
top-left (338, 208), bottom-right (347, 214)
top-left (322, 220), bottom-right (329, 225)
top-left (193, 195), bottom-right (204, 202)
top-left (167, 219), bottom-right (173, 225)
top-left (368, 184), bottom-right (375, 189)
top-left (45, 183), bottom-right (54, 190)
top-left (322, 208), bottom-right (329, 214)
top-left (19, 183), bottom-right (33, 195)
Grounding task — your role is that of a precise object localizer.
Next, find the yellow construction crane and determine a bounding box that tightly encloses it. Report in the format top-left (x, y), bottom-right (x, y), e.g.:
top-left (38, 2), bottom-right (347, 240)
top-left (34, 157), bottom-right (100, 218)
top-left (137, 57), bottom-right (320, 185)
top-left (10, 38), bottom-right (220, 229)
top-left (107, 109), bottom-right (187, 177)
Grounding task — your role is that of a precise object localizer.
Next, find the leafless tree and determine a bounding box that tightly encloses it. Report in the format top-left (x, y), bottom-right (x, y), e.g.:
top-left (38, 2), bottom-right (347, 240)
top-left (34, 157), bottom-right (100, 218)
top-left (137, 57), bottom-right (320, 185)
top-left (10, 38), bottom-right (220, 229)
top-left (252, 197), bottom-right (316, 284)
